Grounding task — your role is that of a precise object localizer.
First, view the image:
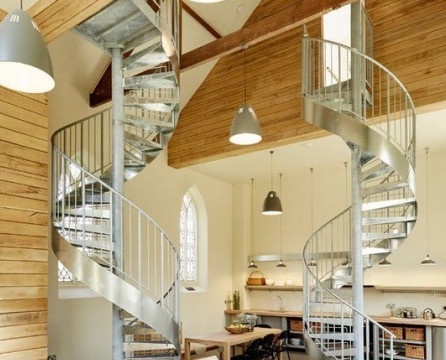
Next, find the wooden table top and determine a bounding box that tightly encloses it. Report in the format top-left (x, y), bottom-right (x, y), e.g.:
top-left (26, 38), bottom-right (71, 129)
top-left (185, 327), bottom-right (282, 346)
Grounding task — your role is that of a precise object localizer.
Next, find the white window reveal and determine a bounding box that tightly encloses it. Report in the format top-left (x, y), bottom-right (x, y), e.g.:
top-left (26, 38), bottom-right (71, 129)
top-left (179, 187), bottom-right (208, 291)
top-left (180, 192), bottom-right (198, 283)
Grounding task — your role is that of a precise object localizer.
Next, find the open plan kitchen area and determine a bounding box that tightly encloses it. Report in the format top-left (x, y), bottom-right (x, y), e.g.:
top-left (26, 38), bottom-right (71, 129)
top-left (3, 0), bottom-right (446, 360)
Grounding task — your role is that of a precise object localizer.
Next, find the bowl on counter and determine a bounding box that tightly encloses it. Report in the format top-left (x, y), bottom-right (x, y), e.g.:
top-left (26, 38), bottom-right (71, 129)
top-left (285, 280), bottom-right (293, 286)
top-left (275, 280), bottom-right (285, 286)
top-left (265, 279), bottom-right (274, 286)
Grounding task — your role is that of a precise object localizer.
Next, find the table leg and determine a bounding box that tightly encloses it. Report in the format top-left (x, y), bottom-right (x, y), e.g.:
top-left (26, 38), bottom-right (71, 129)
top-left (184, 340), bottom-right (191, 360)
top-left (222, 343), bottom-right (231, 360)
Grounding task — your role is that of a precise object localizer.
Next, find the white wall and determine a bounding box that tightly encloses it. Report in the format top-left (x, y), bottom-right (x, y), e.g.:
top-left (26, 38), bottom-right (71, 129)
top-left (232, 140), bottom-right (446, 318)
top-left (47, 31), bottom-right (233, 359)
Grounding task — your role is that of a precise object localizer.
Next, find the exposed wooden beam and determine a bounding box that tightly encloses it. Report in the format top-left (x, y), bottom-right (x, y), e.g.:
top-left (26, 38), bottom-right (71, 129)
top-left (180, 0), bottom-right (353, 70)
top-left (182, 2), bottom-right (222, 40)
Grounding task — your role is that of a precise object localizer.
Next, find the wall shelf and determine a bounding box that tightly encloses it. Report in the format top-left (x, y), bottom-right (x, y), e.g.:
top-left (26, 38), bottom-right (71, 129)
top-left (245, 285), bottom-right (303, 291)
top-left (374, 285), bottom-right (446, 294)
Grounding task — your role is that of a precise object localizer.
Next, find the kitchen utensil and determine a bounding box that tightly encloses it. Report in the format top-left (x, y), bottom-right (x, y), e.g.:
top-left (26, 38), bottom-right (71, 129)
top-left (423, 308), bottom-right (435, 320)
top-left (395, 307), bottom-right (417, 318)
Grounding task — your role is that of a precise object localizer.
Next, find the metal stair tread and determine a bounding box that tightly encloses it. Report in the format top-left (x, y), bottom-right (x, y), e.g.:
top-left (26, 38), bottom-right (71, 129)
top-left (124, 100), bottom-right (174, 113)
top-left (362, 197), bottom-right (416, 211)
top-left (362, 162), bottom-right (393, 182)
top-left (362, 232), bottom-right (406, 241)
top-left (124, 71), bottom-right (177, 89)
top-left (124, 114), bottom-right (175, 131)
top-left (362, 180), bottom-right (409, 197)
top-left (125, 132), bottom-right (163, 150)
top-left (123, 42), bottom-right (168, 71)
top-left (74, 0), bottom-right (161, 52)
top-left (309, 332), bottom-right (355, 341)
top-left (362, 215), bottom-right (416, 226)
top-left (58, 206), bottom-right (110, 219)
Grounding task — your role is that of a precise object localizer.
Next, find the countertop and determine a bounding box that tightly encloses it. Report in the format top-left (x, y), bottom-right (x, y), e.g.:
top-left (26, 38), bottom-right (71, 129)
top-left (224, 309), bottom-right (302, 317)
top-left (371, 315), bottom-right (446, 327)
top-left (225, 309), bottom-right (446, 326)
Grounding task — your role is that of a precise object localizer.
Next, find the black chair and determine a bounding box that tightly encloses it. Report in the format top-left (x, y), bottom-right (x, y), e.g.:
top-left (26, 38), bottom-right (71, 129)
top-left (231, 338), bottom-right (263, 360)
top-left (257, 333), bottom-right (276, 360)
top-left (270, 330), bottom-right (290, 360)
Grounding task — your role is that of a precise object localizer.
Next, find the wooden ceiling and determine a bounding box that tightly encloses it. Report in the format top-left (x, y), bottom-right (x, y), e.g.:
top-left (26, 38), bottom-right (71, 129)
top-left (169, 0), bottom-right (446, 169)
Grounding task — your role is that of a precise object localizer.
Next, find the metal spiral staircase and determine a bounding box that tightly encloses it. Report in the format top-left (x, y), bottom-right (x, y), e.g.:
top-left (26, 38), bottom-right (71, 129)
top-left (51, 1), bottom-right (180, 359)
top-left (301, 37), bottom-right (417, 359)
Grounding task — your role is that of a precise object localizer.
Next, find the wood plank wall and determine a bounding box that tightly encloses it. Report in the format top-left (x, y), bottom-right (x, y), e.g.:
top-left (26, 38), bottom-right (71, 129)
top-left (168, 17), bottom-right (323, 168)
top-left (0, 89), bottom-right (48, 359)
top-left (169, 0), bottom-right (446, 168)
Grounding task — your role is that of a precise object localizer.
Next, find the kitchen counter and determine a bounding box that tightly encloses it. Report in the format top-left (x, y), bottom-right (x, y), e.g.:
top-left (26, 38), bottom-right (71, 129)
top-left (225, 309), bottom-right (302, 317)
top-left (372, 316), bottom-right (446, 327)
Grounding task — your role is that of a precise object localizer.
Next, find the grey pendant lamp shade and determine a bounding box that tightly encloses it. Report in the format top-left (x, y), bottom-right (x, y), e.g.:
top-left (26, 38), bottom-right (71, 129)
top-left (229, 45), bottom-right (261, 145)
top-left (262, 151), bottom-right (282, 215)
top-left (0, 9), bottom-right (55, 93)
top-left (248, 178), bottom-right (258, 269)
top-left (421, 147), bottom-right (436, 265)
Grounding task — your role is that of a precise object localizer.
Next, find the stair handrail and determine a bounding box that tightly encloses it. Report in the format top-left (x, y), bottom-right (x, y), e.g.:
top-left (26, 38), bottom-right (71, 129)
top-left (302, 36), bottom-right (416, 169)
top-left (52, 145), bottom-right (179, 321)
top-left (302, 36), bottom-right (416, 359)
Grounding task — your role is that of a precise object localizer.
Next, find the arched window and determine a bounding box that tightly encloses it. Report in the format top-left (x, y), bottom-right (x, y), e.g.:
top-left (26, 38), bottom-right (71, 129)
top-left (180, 192), bottom-right (198, 283)
top-left (179, 188), bottom-right (208, 290)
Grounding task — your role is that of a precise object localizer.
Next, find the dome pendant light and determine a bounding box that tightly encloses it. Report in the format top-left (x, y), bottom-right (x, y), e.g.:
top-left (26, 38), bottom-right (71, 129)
top-left (262, 151), bottom-right (282, 215)
top-left (248, 178), bottom-right (258, 269)
top-left (421, 147), bottom-right (436, 265)
top-left (0, 6), bottom-right (55, 93)
top-left (229, 44), bottom-right (261, 145)
top-left (276, 173), bottom-right (286, 268)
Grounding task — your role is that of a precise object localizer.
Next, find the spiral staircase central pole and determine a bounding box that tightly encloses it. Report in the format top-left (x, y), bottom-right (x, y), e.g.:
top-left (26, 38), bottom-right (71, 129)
top-left (351, 1), bottom-right (366, 359)
top-left (111, 46), bottom-right (125, 360)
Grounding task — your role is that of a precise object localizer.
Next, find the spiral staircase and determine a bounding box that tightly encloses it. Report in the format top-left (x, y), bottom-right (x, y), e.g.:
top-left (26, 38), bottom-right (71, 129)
top-left (51, 1), bottom-right (180, 359)
top-left (301, 37), bottom-right (417, 359)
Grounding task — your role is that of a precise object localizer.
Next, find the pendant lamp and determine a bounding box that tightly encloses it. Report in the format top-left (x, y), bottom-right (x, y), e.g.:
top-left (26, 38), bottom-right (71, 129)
top-left (229, 45), bottom-right (261, 145)
top-left (0, 8), bottom-right (55, 93)
top-left (276, 173), bottom-right (286, 268)
top-left (248, 178), bottom-right (258, 269)
top-left (378, 258), bottom-right (392, 266)
top-left (421, 147), bottom-right (436, 265)
top-left (262, 151), bottom-right (282, 215)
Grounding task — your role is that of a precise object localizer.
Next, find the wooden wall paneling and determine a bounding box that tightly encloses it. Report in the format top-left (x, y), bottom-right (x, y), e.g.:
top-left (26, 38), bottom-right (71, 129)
top-left (169, 18), bottom-right (321, 168)
top-left (369, 0), bottom-right (446, 112)
top-left (0, 84), bottom-right (48, 360)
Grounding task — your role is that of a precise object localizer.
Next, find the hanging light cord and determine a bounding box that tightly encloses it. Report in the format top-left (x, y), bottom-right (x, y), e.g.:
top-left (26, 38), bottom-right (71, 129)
top-left (251, 178), bottom-right (255, 257)
top-left (344, 161), bottom-right (348, 208)
top-left (310, 168), bottom-right (314, 234)
top-left (426, 147), bottom-right (429, 252)
top-left (21, 0), bottom-right (23, 10)
top-left (242, 44), bottom-right (248, 104)
top-left (270, 151), bottom-right (274, 190)
top-left (279, 173), bottom-right (283, 257)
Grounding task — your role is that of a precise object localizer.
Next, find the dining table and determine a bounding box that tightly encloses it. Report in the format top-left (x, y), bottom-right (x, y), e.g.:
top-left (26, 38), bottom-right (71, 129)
top-left (184, 326), bottom-right (282, 360)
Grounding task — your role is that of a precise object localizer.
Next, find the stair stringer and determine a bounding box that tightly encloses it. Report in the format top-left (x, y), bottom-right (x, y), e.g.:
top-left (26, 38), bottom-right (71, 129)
top-left (304, 99), bottom-right (416, 194)
top-left (52, 229), bottom-right (180, 351)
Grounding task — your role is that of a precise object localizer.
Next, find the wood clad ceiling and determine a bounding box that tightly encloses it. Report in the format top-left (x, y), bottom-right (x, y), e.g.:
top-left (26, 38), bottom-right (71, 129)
top-left (169, 0), bottom-right (446, 169)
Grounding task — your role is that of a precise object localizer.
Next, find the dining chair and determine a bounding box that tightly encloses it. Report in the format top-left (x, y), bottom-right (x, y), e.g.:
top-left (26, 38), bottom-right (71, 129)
top-left (270, 330), bottom-right (290, 360)
top-left (257, 333), bottom-right (276, 360)
top-left (230, 338), bottom-right (263, 360)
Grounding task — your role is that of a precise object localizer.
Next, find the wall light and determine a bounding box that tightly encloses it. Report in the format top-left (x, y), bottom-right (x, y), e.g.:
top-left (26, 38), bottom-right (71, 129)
top-left (0, 9), bottom-right (54, 93)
